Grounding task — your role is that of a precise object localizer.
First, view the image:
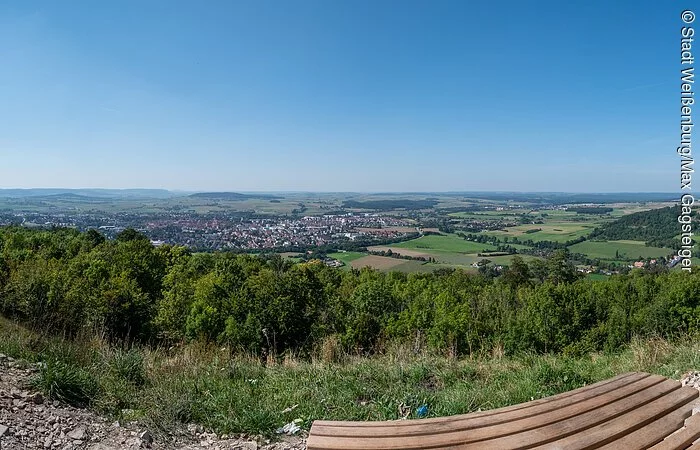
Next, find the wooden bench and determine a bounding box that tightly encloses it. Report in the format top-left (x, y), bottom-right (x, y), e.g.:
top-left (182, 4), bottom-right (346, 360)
top-left (307, 372), bottom-right (700, 449)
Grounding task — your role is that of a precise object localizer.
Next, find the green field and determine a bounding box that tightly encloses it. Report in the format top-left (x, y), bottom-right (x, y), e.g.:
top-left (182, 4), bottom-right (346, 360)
top-left (390, 260), bottom-right (433, 273)
top-left (586, 273), bottom-right (609, 280)
top-left (393, 234), bottom-right (498, 253)
top-left (482, 222), bottom-right (598, 243)
top-left (568, 240), bottom-right (673, 261)
top-left (328, 251), bottom-right (367, 265)
top-left (370, 234), bottom-right (543, 270)
top-left (410, 250), bottom-right (537, 267)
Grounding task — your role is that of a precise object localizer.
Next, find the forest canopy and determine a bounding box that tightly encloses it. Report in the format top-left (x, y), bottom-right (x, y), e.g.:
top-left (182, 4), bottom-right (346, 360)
top-left (0, 226), bottom-right (697, 358)
top-left (589, 206), bottom-right (689, 248)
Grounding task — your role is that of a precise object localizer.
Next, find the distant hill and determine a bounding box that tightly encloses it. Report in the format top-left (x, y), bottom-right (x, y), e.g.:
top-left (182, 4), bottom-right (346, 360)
top-left (0, 189), bottom-right (175, 199)
top-left (453, 192), bottom-right (678, 204)
top-left (35, 193), bottom-right (104, 202)
top-left (188, 192), bottom-right (281, 201)
top-left (589, 206), bottom-right (688, 248)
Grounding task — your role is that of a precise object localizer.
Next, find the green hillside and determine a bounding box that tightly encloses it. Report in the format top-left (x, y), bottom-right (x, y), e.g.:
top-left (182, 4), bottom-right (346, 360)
top-left (588, 206), bottom-right (684, 248)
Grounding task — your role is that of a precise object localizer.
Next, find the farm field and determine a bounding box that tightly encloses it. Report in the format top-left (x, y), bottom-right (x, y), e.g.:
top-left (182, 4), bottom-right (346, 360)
top-left (367, 246), bottom-right (432, 258)
top-left (389, 260), bottom-right (434, 273)
top-left (500, 242), bottom-right (536, 250)
top-left (428, 252), bottom-right (539, 266)
top-left (587, 273), bottom-right (609, 280)
top-left (482, 222), bottom-right (597, 243)
top-left (366, 234), bottom-right (542, 270)
top-left (608, 202), bottom-right (675, 217)
top-left (483, 254), bottom-right (541, 265)
top-left (419, 262), bottom-right (477, 272)
top-left (539, 210), bottom-right (586, 218)
top-left (392, 234), bottom-right (498, 253)
top-left (349, 255), bottom-right (418, 271)
top-left (327, 251), bottom-right (366, 265)
top-left (329, 201), bottom-right (679, 273)
top-left (279, 252), bottom-right (303, 262)
top-left (331, 233), bottom-right (537, 272)
top-left (568, 240), bottom-right (673, 261)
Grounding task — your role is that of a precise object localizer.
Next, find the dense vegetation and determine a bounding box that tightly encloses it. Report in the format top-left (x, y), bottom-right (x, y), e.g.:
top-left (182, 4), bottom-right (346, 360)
top-left (589, 206), bottom-right (685, 248)
top-left (0, 226), bottom-right (698, 359)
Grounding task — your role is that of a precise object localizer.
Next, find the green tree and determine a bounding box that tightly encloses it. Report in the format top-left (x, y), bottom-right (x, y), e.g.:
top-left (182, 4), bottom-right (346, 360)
top-left (502, 256), bottom-right (531, 287)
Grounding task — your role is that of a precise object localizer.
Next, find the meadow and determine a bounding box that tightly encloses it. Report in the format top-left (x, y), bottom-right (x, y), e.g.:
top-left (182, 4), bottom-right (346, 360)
top-left (357, 234), bottom-right (541, 272)
top-left (327, 251), bottom-right (367, 265)
top-left (362, 234), bottom-right (502, 271)
top-left (482, 223), bottom-right (597, 243)
top-left (392, 234), bottom-right (498, 253)
top-left (568, 240), bottom-right (674, 261)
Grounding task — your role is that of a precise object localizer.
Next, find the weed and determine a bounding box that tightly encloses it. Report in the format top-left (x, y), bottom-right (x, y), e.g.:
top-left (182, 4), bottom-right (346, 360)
top-left (31, 359), bottom-right (99, 407)
top-left (109, 348), bottom-right (147, 386)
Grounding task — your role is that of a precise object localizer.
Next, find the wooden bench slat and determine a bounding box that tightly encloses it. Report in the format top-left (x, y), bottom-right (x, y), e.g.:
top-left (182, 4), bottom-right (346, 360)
top-left (311, 372), bottom-right (638, 429)
top-left (309, 373), bottom-right (653, 439)
top-left (308, 373), bottom-right (699, 450)
top-left (650, 413), bottom-right (700, 450)
top-left (307, 376), bottom-right (674, 450)
top-left (458, 379), bottom-right (684, 450)
top-left (534, 387), bottom-right (698, 450)
top-left (596, 404), bottom-right (693, 450)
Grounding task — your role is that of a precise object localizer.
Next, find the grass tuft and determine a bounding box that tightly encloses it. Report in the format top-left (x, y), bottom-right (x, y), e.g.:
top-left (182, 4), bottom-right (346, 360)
top-left (32, 359), bottom-right (99, 407)
top-left (109, 348), bottom-right (147, 386)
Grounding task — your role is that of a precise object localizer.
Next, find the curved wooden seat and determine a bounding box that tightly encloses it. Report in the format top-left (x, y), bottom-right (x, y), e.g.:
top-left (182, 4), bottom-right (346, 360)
top-left (307, 372), bottom-right (700, 450)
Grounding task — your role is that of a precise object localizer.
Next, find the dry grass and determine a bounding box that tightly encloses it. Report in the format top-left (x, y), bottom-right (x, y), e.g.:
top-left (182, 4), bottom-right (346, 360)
top-left (315, 334), bottom-right (344, 364)
top-left (350, 255), bottom-right (407, 270)
top-left (630, 335), bottom-right (674, 370)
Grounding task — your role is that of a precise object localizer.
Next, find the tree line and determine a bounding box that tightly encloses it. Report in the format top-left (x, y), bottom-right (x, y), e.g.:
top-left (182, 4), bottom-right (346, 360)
top-left (0, 226), bottom-right (698, 358)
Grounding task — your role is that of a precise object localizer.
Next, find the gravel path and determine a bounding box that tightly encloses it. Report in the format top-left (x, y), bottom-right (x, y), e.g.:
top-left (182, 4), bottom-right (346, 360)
top-left (0, 354), bottom-right (306, 450)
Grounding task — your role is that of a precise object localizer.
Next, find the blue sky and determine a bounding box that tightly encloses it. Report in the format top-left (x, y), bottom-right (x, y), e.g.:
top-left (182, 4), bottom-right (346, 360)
top-left (0, 1), bottom-right (689, 192)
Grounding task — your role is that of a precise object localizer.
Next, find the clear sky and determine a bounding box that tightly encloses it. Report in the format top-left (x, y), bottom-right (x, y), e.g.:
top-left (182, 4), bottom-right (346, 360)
top-left (0, 1), bottom-right (690, 192)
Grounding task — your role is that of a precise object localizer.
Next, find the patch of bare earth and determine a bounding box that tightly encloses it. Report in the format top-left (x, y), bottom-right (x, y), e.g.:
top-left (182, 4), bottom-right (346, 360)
top-left (349, 255), bottom-right (406, 271)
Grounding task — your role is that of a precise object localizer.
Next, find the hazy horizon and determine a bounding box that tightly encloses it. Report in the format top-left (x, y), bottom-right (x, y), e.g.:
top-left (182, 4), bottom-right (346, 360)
top-left (0, 187), bottom-right (681, 195)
